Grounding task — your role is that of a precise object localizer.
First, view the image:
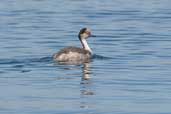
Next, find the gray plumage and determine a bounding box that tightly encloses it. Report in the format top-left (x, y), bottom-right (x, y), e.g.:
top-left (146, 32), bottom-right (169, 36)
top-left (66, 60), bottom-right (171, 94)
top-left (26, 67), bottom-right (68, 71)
top-left (53, 46), bottom-right (91, 62)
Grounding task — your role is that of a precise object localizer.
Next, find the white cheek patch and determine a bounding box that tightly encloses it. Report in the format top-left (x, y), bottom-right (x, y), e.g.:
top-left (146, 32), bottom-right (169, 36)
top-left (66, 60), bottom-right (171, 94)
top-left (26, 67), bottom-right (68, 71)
top-left (81, 33), bottom-right (89, 39)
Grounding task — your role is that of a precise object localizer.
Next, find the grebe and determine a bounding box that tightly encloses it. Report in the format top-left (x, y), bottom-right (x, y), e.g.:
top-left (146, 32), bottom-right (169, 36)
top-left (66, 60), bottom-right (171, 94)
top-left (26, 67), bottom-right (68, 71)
top-left (53, 28), bottom-right (94, 63)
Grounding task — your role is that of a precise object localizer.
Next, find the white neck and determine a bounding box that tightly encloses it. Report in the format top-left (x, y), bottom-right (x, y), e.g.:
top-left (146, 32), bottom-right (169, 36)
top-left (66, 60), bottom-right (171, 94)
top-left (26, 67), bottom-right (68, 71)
top-left (81, 38), bottom-right (92, 54)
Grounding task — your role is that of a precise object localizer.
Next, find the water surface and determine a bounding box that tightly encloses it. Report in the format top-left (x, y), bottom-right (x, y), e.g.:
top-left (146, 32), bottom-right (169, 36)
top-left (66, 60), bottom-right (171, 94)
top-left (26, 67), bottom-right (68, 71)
top-left (0, 0), bottom-right (171, 114)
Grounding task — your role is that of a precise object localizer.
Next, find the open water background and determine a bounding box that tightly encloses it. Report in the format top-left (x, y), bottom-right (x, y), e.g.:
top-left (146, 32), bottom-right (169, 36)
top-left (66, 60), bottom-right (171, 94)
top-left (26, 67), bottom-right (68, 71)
top-left (0, 0), bottom-right (171, 114)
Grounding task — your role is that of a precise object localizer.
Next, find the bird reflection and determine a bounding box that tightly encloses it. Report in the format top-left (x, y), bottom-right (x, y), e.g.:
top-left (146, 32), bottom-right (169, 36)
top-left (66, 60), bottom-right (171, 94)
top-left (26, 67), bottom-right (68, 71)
top-left (80, 62), bottom-right (95, 109)
top-left (54, 61), bottom-right (95, 109)
top-left (82, 62), bottom-right (91, 80)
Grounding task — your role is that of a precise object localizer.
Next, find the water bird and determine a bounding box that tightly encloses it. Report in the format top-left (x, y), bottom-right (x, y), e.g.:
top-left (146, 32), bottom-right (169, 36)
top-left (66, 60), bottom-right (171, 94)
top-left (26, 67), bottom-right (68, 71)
top-left (53, 28), bottom-right (95, 64)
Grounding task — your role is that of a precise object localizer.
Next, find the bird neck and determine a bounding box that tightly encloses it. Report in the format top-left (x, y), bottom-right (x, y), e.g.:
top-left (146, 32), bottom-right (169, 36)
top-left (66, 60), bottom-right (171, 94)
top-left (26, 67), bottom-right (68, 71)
top-left (80, 38), bottom-right (92, 54)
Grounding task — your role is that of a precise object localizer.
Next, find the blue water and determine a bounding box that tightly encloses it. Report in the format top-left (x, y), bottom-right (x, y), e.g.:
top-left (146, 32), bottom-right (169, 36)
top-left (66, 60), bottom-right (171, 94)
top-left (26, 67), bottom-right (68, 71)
top-left (0, 0), bottom-right (171, 114)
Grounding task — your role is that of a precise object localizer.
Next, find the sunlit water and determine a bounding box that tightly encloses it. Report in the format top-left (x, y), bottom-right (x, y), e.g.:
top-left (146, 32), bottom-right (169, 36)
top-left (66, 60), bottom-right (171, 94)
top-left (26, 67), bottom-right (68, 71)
top-left (0, 0), bottom-right (171, 114)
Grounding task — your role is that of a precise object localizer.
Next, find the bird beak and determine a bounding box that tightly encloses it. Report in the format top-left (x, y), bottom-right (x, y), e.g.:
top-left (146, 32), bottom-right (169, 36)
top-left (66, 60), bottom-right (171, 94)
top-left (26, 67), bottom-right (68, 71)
top-left (90, 35), bottom-right (96, 37)
top-left (85, 30), bottom-right (96, 37)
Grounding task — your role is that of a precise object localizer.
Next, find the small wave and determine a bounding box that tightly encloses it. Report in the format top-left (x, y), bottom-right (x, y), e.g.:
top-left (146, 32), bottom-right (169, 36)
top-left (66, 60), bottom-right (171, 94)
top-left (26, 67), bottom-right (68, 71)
top-left (0, 56), bottom-right (53, 73)
top-left (0, 59), bottom-right (23, 65)
top-left (92, 54), bottom-right (112, 60)
top-left (29, 56), bottom-right (53, 63)
top-left (0, 56), bottom-right (53, 65)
